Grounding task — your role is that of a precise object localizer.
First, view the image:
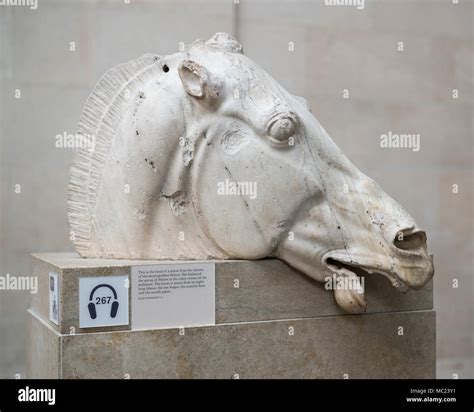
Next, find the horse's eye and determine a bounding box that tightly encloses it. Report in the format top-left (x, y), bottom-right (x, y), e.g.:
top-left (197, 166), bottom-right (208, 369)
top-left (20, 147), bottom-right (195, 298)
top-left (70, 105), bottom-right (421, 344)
top-left (267, 114), bottom-right (298, 143)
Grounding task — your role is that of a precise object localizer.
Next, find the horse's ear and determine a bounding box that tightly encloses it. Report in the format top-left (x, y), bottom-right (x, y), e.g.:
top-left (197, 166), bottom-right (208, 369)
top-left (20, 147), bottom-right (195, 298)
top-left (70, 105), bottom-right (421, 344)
top-left (178, 60), bottom-right (219, 100)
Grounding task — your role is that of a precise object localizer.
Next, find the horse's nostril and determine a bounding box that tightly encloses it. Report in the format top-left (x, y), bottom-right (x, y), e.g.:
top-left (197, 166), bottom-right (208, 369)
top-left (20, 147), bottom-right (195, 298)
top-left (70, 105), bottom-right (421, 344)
top-left (393, 229), bottom-right (427, 250)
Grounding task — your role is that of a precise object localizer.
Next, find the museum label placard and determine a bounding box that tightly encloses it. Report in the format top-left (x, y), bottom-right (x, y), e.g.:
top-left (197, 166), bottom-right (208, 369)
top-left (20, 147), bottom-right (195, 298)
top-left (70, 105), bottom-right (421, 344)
top-left (131, 262), bottom-right (215, 330)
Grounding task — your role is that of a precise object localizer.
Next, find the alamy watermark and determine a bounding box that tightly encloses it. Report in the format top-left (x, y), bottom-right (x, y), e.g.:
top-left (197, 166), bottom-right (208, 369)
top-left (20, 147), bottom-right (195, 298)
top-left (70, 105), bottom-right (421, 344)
top-left (0, 274), bottom-right (38, 294)
top-left (324, 273), bottom-right (365, 294)
top-left (0, 0), bottom-right (38, 10)
top-left (217, 178), bottom-right (257, 200)
top-left (324, 0), bottom-right (364, 10)
top-left (55, 132), bottom-right (95, 151)
top-left (18, 386), bottom-right (55, 406)
top-left (380, 131), bottom-right (420, 152)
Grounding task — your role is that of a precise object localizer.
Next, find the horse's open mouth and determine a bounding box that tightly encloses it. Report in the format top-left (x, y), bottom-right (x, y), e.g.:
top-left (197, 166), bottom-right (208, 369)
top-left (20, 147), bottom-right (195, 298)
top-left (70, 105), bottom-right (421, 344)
top-left (324, 256), bottom-right (409, 292)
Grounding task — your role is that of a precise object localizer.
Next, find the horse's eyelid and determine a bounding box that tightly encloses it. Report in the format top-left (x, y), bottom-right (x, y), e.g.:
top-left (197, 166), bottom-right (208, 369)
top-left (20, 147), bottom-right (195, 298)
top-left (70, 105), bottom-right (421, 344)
top-left (266, 115), bottom-right (298, 136)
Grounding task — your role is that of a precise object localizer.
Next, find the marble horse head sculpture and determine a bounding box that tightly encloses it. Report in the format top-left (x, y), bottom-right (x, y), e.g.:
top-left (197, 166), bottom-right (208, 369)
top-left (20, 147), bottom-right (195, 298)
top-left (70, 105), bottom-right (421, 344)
top-left (68, 33), bottom-right (434, 313)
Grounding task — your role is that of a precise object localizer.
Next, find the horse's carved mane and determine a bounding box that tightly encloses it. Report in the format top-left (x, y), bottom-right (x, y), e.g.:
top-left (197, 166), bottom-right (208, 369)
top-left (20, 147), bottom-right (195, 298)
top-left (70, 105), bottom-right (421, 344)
top-left (68, 54), bottom-right (162, 254)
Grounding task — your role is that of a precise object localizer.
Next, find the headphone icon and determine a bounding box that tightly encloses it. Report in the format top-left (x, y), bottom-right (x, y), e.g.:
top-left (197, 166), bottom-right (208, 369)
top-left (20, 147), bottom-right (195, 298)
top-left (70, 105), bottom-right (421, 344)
top-left (88, 284), bottom-right (119, 319)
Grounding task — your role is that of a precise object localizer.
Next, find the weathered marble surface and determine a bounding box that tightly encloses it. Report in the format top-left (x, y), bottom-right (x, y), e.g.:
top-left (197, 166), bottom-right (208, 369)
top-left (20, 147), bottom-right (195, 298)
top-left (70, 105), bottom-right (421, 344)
top-left (27, 309), bottom-right (435, 379)
top-left (67, 32), bottom-right (434, 313)
top-left (31, 253), bottom-right (433, 334)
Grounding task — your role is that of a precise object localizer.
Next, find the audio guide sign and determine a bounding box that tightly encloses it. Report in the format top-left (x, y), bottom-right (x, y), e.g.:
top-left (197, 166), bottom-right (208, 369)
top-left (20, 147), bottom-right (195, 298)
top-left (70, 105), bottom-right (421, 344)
top-left (79, 275), bottom-right (129, 328)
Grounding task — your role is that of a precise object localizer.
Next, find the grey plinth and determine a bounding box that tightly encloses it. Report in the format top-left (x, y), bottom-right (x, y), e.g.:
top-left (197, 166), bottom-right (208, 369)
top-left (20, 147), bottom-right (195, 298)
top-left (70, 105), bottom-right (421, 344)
top-left (27, 252), bottom-right (435, 379)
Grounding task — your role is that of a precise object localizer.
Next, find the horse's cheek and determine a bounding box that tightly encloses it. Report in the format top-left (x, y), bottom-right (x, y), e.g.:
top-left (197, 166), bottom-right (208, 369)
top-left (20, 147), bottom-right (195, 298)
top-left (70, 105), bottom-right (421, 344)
top-left (189, 140), bottom-right (268, 258)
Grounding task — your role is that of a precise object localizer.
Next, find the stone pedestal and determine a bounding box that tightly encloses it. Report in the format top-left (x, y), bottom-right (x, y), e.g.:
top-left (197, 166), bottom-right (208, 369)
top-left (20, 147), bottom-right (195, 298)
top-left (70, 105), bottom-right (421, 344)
top-left (27, 252), bottom-right (436, 379)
